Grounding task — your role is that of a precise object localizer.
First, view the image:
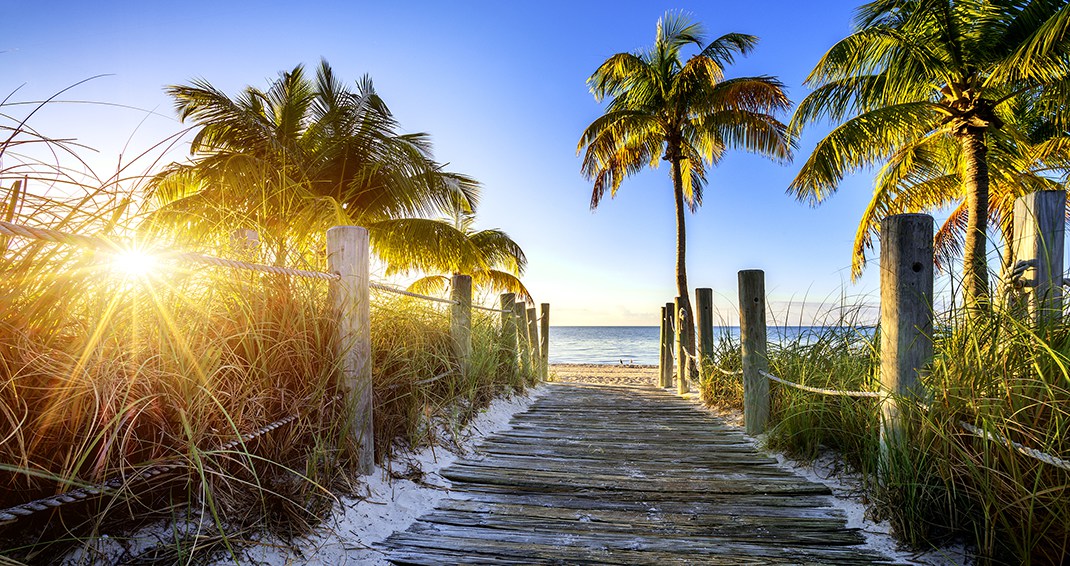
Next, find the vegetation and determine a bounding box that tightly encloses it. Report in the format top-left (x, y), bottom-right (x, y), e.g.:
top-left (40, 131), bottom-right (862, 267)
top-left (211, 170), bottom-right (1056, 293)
top-left (0, 72), bottom-right (534, 562)
top-left (148, 59), bottom-right (483, 272)
top-left (380, 202), bottom-right (531, 302)
top-left (788, 0), bottom-right (1070, 307)
top-left (578, 11), bottom-right (793, 370)
top-left (700, 302), bottom-right (1070, 564)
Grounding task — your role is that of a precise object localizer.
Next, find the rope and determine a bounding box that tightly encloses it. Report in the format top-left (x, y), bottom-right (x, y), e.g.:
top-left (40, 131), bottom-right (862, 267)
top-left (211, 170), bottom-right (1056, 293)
top-left (369, 282), bottom-right (458, 305)
top-left (0, 219), bottom-right (118, 251)
top-left (710, 365), bottom-right (743, 376)
top-left (958, 421), bottom-right (1070, 472)
top-left (473, 304), bottom-right (512, 314)
top-left (173, 252), bottom-right (338, 281)
top-left (0, 395), bottom-right (340, 528)
top-left (0, 220), bottom-right (339, 281)
top-left (0, 464), bottom-right (183, 526)
top-left (759, 370), bottom-right (880, 398)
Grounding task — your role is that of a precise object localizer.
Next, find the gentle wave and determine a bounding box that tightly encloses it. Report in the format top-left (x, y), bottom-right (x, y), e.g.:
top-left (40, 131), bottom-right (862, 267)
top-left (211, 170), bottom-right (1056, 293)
top-left (548, 326), bottom-right (872, 365)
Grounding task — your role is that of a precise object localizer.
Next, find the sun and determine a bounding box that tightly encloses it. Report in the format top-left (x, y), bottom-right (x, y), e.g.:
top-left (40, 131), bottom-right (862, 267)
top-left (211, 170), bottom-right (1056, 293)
top-left (110, 248), bottom-right (158, 278)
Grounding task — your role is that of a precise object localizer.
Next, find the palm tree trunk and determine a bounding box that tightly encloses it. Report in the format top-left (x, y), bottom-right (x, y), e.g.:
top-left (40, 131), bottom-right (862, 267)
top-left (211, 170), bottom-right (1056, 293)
top-left (960, 128), bottom-right (990, 309)
top-left (670, 153), bottom-right (696, 378)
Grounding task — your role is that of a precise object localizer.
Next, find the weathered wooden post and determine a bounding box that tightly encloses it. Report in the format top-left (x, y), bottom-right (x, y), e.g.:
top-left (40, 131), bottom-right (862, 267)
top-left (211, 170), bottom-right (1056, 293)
top-left (879, 214), bottom-right (933, 451)
top-left (540, 303), bottom-right (550, 381)
top-left (674, 296), bottom-right (688, 394)
top-left (663, 302), bottom-right (675, 388)
top-left (514, 302), bottom-right (531, 379)
top-left (327, 226), bottom-right (373, 474)
top-left (658, 306), bottom-right (668, 388)
top-left (1012, 190), bottom-right (1065, 325)
top-left (450, 274), bottom-right (472, 378)
top-left (738, 270), bottom-right (769, 435)
top-left (499, 293), bottom-right (518, 382)
top-left (695, 288), bottom-right (714, 384)
top-left (527, 306), bottom-right (540, 382)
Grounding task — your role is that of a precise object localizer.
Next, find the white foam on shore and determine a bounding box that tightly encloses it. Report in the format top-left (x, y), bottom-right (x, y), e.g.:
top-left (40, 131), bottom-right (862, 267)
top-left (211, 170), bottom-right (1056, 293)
top-left (230, 385), bottom-right (546, 565)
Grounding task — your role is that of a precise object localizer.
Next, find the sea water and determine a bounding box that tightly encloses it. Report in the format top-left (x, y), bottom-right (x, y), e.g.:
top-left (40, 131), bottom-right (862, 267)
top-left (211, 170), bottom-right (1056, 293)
top-left (548, 326), bottom-right (868, 365)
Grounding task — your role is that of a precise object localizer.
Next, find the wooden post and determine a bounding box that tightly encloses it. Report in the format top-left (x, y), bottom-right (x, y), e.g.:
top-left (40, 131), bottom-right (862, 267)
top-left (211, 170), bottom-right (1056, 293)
top-left (450, 274), bottom-right (472, 378)
top-left (695, 288), bottom-right (714, 384)
top-left (499, 293), bottom-right (518, 382)
top-left (662, 302), bottom-right (675, 388)
top-left (658, 306), bottom-right (668, 388)
top-left (527, 306), bottom-right (539, 383)
top-left (327, 226), bottom-right (373, 474)
top-left (879, 214), bottom-right (933, 451)
top-left (515, 302), bottom-right (531, 379)
top-left (1012, 190), bottom-right (1065, 325)
top-left (738, 270), bottom-right (769, 435)
top-left (674, 296), bottom-right (688, 394)
top-left (540, 303), bottom-right (550, 381)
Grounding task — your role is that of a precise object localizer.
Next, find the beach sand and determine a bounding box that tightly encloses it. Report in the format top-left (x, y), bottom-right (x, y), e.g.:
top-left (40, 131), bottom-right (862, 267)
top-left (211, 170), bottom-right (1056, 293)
top-left (548, 362), bottom-right (659, 387)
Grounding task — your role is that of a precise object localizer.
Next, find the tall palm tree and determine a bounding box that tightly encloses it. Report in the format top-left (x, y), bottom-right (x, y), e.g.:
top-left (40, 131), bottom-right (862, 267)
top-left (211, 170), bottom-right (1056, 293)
top-left (377, 203), bottom-right (531, 302)
top-left (578, 11), bottom-right (792, 369)
top-left (789, 0), bottom-right (1070, 307)
top-left (147, 60), bottom-right (479, 266)
top-left (850, 118), bottom-right (1068, 279)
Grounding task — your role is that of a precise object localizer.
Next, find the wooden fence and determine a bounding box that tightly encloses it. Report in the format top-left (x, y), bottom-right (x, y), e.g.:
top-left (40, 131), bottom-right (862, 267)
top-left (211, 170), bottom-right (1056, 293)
top-left (657, 190), bottom-right (1070, 471)
top-left (0, 221), bottom-right (547, 528)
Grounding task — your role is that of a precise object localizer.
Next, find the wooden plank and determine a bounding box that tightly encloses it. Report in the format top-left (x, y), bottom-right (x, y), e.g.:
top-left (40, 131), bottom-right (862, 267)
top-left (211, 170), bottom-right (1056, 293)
top-left (379, 382), bottom-right (889, 564)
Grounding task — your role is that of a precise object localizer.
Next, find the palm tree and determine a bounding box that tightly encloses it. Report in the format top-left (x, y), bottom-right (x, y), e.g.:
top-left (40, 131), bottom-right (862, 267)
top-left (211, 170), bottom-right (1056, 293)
top-left (789, 0), bottom-right (1070, 307)
top-left (377, 203), bottom-right (531, 302)
top-left (850, 118), bottom-right (1068, 280)
top-left (147, 60), bottom-right (479, 266)
top-left (578, 11), bottom-right (792, 370)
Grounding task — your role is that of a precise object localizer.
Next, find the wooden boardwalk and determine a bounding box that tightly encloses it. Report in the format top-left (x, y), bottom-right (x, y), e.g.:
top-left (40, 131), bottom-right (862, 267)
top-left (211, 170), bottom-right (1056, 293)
top-left (379, 383), bottom-right (892, 564)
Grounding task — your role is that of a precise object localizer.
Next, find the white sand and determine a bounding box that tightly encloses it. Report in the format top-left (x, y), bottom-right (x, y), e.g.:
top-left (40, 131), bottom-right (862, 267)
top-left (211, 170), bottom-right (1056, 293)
top-left (229, 386), bottom-right (546, 565)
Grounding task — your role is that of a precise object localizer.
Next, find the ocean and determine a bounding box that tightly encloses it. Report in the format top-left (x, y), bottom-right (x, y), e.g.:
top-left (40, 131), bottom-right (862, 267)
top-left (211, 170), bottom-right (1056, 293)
top-left (548, 326), bottom-right (866, 365)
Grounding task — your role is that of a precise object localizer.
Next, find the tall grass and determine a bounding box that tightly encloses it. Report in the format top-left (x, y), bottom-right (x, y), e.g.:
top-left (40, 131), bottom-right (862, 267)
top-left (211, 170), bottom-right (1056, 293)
top-left (700, 298), bottom-right (1070, 564)
top-left (0, 97), bottom-right (535, 562)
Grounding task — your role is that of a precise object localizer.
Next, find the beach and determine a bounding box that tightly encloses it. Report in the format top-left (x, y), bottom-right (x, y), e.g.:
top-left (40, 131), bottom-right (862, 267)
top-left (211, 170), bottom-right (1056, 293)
top-left (548, 362), bottom-right (660, 386)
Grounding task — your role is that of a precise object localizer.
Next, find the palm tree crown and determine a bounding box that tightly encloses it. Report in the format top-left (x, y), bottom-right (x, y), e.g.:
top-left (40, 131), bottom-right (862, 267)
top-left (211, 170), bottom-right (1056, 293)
top-left (148, 60), bottom-right (480, 269)
top-left (379, 203), bottom-right (531, 302)
top-left (578, 11), bottom-right (792, 367)
top-left (789, 0), bottom-right (1070, 305)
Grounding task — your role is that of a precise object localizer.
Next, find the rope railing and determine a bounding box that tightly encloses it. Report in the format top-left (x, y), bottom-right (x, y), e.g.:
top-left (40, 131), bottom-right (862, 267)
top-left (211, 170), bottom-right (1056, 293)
top-left (473, 304), bottom-right (512, 314)
top-left (711, 365), bottom-right (743, 377)
top-left (174, 251), bottom-right (338, 280)
top-left (0, 219), bottom-right (339, 281)
top-left (1, 220), bottom-right (540, 311)
top-left (759, 370), bottom-right (880, 399)
top-left (0, 393), bottom-right (338, 528)
top-left (369, 282), bottom-right (459, 305)
top-left (755, 370), bottom-right (1067, 471)
top-left (958, 421), bottom-right (1070, 473)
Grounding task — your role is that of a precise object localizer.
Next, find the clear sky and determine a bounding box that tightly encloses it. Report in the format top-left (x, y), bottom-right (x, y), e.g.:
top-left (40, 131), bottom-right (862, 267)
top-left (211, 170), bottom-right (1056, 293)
top-left (5, 0), bottom-right (898, 325)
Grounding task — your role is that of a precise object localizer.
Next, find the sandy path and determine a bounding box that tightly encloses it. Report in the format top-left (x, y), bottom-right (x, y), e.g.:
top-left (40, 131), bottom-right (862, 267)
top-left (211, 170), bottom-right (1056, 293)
top-left (548, 363), bottom-right (659, 387)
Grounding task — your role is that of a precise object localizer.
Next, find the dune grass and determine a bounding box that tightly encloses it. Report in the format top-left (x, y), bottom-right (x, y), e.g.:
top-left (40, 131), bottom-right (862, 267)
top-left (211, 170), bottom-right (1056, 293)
top-left (699, 300), bottom-right (1070, 564)
top-left (0, 104), bottom-right (534, 563)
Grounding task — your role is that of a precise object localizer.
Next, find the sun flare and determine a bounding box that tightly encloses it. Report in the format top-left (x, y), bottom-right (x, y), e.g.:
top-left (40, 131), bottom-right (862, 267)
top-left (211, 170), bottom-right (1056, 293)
top-left (111, 248), bottom-right (157, 278)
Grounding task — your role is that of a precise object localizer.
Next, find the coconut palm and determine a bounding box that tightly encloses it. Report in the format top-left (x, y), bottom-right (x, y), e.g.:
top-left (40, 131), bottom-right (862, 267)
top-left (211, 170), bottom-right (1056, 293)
top-left (578, 11), bottom-right (792, 369)
top-left (147, 60), bottom-right (479, 266)
top-left (850, 121), bottom-right (1069, 279)
top-left (789, 0), bottom-right (1070, 307)
top-left (375, 202), bottom-right (530, 301)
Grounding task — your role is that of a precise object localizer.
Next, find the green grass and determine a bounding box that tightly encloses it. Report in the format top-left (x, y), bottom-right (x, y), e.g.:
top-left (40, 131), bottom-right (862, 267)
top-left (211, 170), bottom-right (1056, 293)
top-left (700, 300), bottom-right (1070, 564)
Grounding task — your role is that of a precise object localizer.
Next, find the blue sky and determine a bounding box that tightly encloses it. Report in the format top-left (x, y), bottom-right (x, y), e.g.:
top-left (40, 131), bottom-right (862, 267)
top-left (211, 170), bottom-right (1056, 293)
top-left (5, 0), bottom-right (900, 325)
